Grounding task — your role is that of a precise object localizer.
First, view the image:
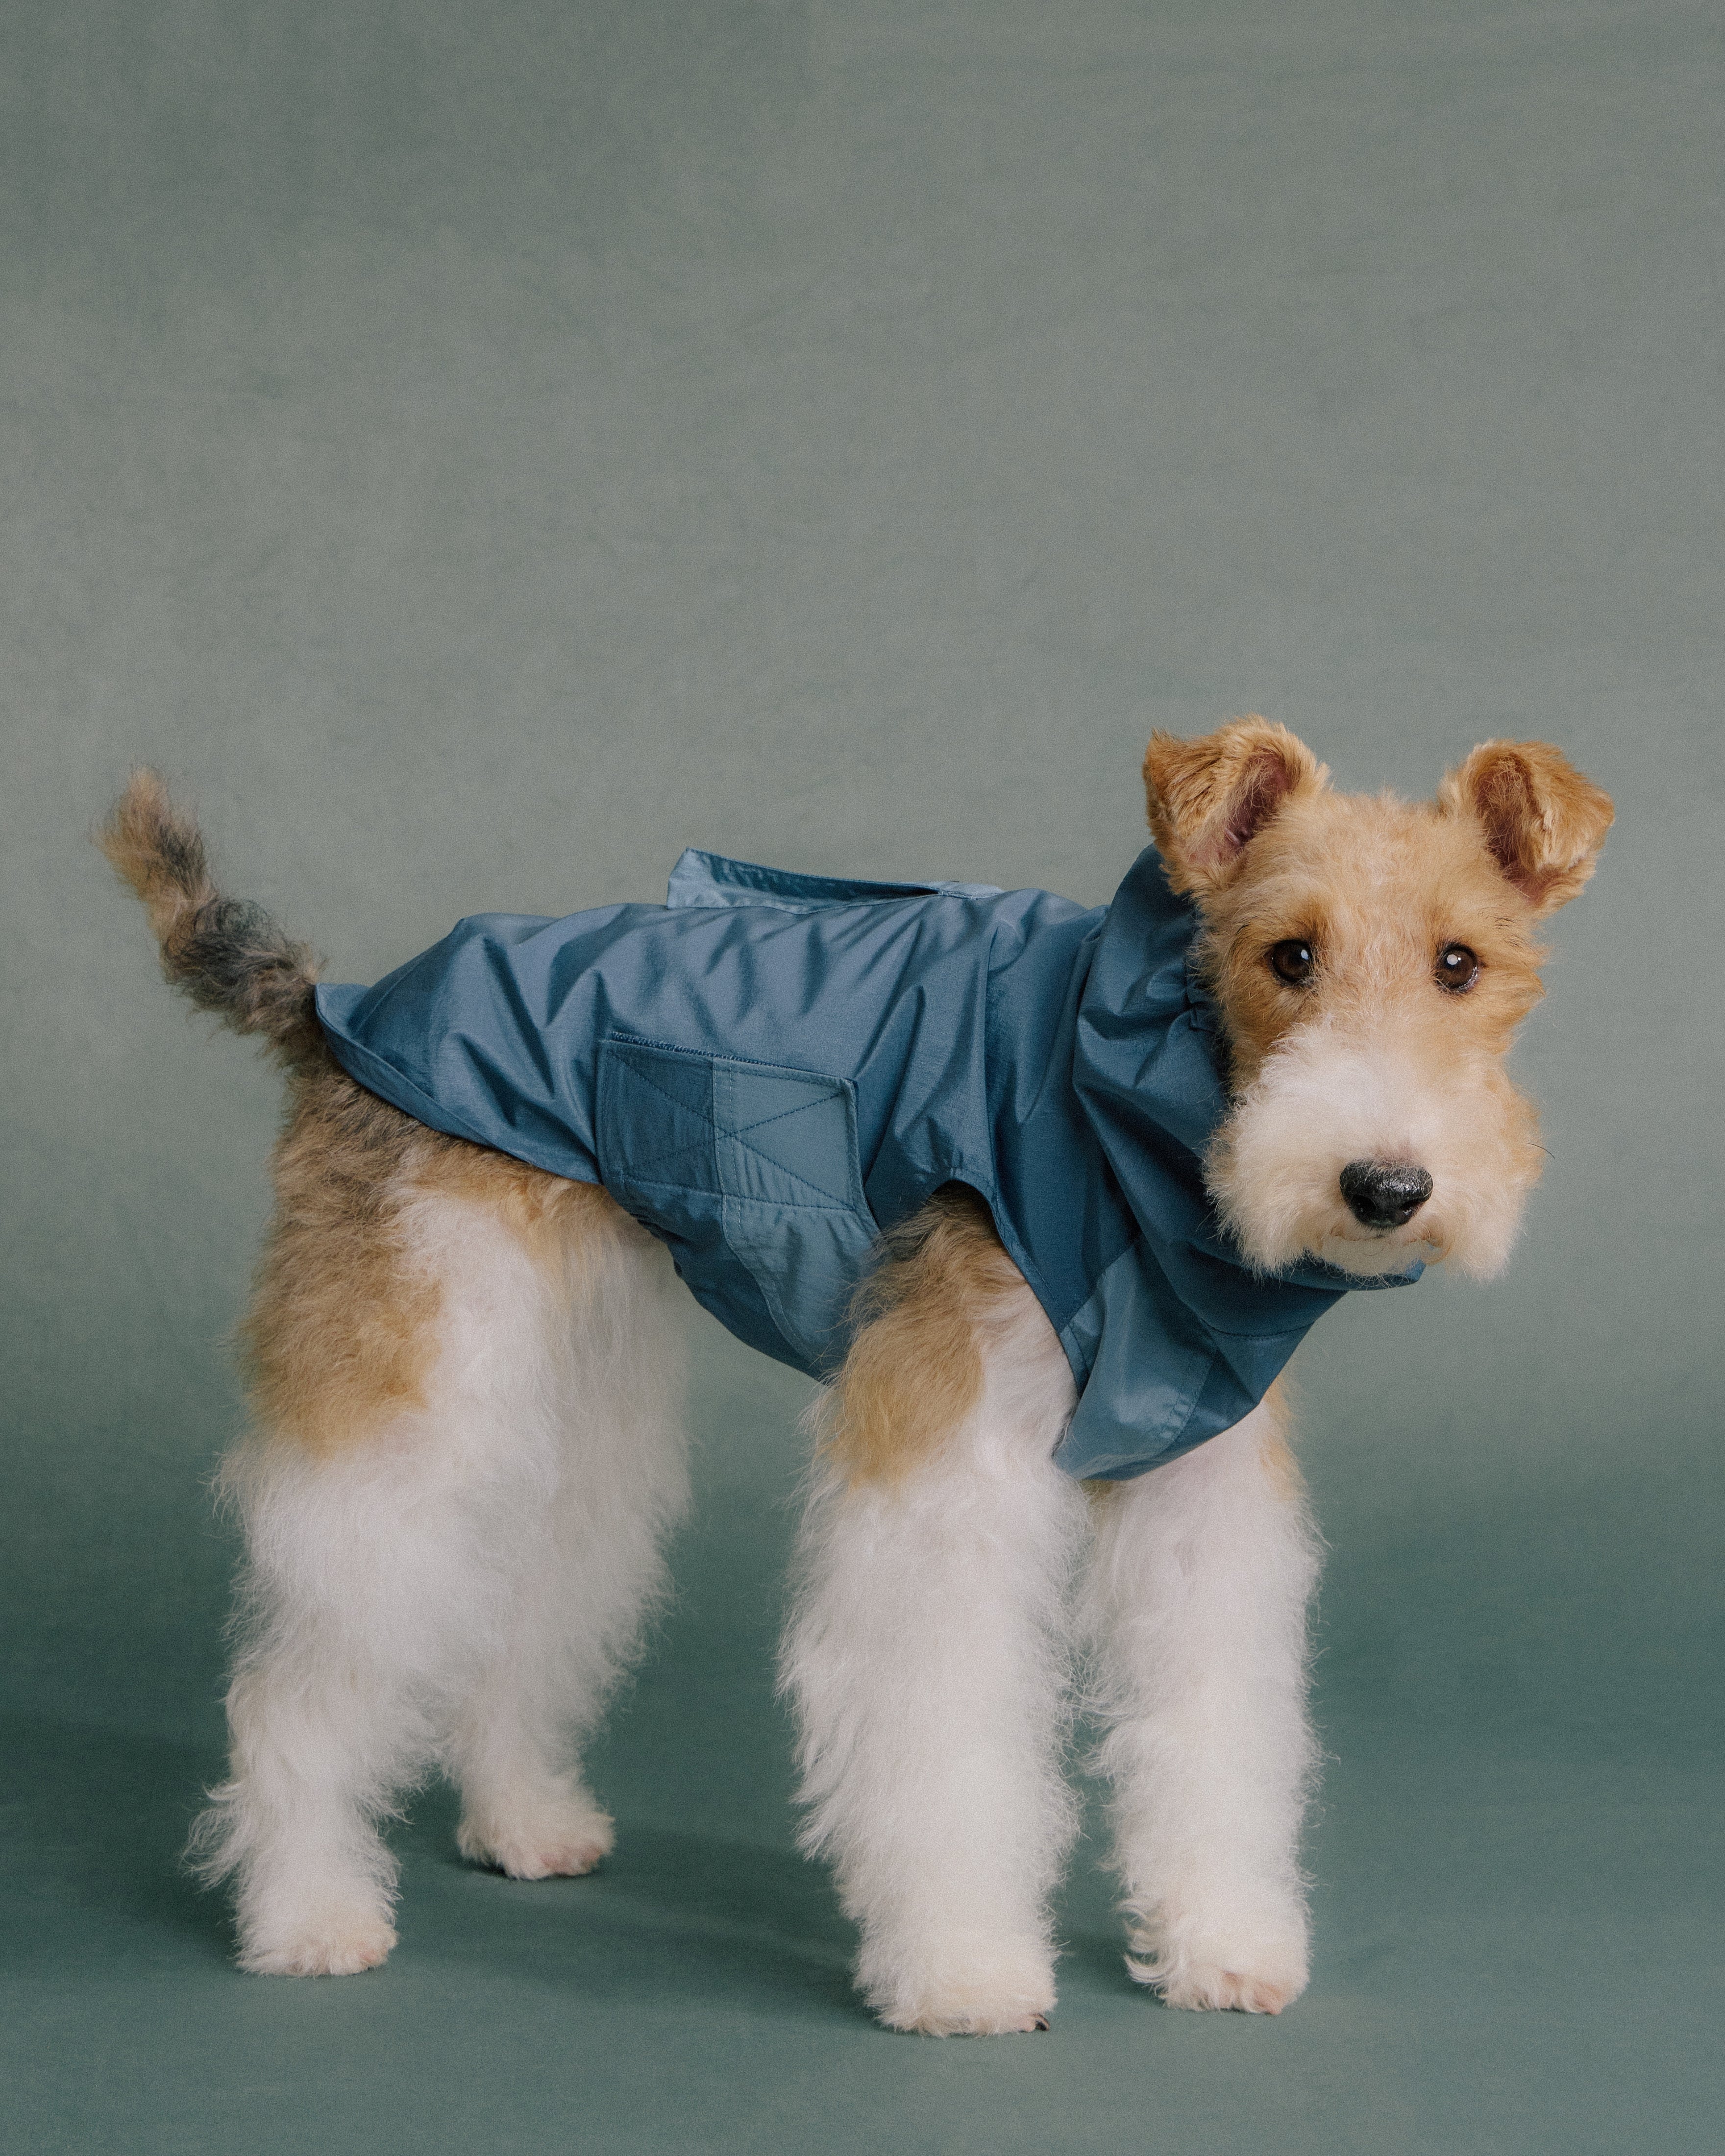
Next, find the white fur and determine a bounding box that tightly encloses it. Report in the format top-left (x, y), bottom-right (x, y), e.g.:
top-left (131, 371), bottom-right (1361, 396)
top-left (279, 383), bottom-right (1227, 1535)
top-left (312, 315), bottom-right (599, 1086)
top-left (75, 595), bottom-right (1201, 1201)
top-left (1211, 1020), bottom-right (1534, 1281)
top-left (200, 1212), bottom-right (1332, 2029)
top-left (779, 1277), bottom-right (1086, 2035)
top-left (181, 1126), bottom-right (1424, 2020)
top-left (1080, 1399), bottom-right (1320, 2014)
top-left (190, 1197), bottom-right (689, 1975)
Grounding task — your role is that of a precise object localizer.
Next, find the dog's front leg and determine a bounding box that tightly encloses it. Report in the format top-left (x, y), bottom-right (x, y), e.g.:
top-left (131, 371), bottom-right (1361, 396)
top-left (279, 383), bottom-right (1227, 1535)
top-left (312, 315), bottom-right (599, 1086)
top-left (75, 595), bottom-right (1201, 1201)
top-left (780, 1253), bottom-right (1085, 2035)
top-left (1083, 1389), bottom-right (1320, 2014)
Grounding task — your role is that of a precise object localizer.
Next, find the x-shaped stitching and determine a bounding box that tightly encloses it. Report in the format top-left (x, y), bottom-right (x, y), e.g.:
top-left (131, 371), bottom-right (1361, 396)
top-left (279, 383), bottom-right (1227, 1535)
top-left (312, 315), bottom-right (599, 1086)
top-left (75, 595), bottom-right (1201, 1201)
top-left (609, 1052), bottom-right (856, 1210)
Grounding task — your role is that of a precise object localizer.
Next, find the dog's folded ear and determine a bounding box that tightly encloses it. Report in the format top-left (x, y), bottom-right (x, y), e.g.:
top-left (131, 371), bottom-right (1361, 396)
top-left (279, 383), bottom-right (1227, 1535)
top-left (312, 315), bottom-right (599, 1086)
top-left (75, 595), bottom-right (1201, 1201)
top-left (1439, 741), bottom-right (1614, 913)
top-left (1143, 717), bottom-right (1326, 895)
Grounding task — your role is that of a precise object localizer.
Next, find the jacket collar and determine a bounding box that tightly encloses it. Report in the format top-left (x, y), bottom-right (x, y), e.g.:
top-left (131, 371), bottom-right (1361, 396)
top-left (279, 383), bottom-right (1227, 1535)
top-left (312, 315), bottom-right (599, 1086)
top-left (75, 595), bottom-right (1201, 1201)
top-left (1074, 844), bottom-right (1420, 1305)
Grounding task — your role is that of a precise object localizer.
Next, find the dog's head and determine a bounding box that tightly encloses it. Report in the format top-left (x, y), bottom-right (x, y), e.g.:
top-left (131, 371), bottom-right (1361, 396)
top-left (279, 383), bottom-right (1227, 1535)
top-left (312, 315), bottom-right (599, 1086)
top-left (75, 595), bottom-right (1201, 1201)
top-left (1144, 718), bottom-right (1613, 1281)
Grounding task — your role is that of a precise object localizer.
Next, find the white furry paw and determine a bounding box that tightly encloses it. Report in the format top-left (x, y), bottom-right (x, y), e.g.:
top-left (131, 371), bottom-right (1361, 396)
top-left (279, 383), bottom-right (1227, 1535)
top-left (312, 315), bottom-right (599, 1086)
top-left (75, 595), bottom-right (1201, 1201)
top-left (1127, 1920), bottom-right (1308, 2016)
top-left (870, 1942), bottom-right (1057, 2037)
top-left (457, 1799), bottom-right (615, 1882)
top-left (238, 1905), bottom-right (398, 1977)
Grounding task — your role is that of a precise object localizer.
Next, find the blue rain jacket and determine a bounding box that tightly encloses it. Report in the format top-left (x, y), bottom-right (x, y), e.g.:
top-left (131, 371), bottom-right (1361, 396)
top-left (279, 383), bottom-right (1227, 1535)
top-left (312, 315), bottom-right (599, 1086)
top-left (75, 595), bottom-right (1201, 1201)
top-left (316, 846), bottom-right (1414, 1480)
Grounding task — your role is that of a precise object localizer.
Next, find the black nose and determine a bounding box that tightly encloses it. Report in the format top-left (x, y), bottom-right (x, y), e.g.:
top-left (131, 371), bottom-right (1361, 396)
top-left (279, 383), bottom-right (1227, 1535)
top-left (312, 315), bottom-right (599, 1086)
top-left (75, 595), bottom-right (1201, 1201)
top-left (1339, 1160), bottom-right (1433, 1229)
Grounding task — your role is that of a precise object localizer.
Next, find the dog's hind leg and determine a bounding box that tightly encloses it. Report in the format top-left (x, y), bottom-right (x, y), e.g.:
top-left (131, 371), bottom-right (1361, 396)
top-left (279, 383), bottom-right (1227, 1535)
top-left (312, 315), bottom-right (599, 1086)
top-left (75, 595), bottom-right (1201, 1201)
top-left (780, 1193), bottom-right (1086, 2036)
top-left (195, 1103), bottom-right (677, 1975)
top-left (195, 1417), bottom-right (468, 1976)
top-left (447, 1196), bottom-right (689, 1882)
top-left (1081, 1385), bottom-right (1320, 2014)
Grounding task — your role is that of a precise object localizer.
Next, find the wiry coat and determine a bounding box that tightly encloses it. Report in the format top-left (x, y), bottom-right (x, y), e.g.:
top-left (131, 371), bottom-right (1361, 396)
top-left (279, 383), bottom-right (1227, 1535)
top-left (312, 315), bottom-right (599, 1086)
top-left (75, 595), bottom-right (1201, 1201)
top-left (97, 722), bottom-right (1610, 2035)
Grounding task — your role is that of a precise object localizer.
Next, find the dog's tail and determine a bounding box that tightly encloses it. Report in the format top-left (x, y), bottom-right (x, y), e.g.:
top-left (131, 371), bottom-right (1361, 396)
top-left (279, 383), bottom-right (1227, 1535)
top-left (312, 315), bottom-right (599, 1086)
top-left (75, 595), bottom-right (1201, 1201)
top-left (98, 770), bottom-right (324, 1068)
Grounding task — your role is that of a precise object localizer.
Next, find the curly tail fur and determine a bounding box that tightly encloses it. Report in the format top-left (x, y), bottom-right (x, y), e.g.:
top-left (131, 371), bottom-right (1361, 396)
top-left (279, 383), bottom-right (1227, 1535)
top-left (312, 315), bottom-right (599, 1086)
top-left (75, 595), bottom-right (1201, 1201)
top-left (99, 770), bottom-right (323, 1066)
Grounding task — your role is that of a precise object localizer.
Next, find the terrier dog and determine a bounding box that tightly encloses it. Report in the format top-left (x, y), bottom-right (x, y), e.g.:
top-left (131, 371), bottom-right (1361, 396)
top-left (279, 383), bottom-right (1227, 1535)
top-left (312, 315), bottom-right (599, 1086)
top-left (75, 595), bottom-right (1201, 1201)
top-left (100, 720), bottom-right (1611, 2034)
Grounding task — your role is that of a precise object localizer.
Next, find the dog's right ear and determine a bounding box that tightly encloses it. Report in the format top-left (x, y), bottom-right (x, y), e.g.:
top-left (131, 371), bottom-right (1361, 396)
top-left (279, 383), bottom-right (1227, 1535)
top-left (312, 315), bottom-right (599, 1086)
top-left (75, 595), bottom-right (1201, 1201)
top-left (1143, 717), bottom-right (1327, 897)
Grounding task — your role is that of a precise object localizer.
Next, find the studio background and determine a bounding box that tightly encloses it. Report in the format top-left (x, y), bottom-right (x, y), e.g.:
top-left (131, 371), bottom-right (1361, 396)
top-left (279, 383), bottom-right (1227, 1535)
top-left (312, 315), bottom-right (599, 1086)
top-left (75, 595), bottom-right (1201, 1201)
top-left (2, 4), bottom-right (1721, 2151)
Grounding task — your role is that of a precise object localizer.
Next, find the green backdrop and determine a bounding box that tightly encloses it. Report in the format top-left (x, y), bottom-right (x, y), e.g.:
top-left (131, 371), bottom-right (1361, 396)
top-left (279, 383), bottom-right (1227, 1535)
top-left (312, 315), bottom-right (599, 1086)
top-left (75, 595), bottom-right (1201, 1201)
top-left (3, 4), bottom-right (1721, 2150)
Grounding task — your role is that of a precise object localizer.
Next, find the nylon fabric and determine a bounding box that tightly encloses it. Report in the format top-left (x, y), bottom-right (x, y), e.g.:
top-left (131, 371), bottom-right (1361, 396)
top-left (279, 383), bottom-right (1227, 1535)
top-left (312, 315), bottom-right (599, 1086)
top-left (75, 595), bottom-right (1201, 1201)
top-left (316, 846), bottom-right (1415, 1478)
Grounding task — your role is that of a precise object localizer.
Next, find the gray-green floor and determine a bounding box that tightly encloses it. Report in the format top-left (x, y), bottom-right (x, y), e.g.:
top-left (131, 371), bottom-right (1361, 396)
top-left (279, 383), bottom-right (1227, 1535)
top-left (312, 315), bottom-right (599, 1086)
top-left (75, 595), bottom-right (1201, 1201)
top-left (4, 3), bottom-right (1722, 2150)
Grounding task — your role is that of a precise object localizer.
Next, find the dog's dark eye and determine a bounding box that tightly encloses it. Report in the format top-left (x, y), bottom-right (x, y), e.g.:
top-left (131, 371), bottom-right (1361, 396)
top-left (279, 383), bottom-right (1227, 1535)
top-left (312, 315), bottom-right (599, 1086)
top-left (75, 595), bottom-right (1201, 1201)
top-left (1267, 939), bottom-right (1316, 987)
top-left (1435, 942), bottom-right (1480, 993)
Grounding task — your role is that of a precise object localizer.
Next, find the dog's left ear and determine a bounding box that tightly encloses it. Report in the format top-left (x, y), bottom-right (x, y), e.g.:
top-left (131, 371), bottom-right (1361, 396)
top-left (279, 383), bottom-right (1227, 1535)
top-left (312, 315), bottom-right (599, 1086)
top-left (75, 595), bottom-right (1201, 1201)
top-left (1440, 741), bottom-right (1614, 913)
top-left (1143, 716), bottom-right (1327, 897)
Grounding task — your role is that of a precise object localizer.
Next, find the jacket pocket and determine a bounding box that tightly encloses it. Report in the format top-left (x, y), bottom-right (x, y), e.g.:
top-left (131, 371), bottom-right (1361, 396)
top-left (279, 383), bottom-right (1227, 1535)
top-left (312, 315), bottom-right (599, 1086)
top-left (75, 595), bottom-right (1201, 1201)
top-left (595, 1036), bottom-right (881, 1372)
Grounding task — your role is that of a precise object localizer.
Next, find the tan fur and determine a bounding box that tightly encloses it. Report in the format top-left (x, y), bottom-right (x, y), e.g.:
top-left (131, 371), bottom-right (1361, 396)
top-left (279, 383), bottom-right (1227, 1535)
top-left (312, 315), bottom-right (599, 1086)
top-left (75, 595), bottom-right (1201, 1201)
top-left (1142, 719), bottom-right (1611, 1282)
top-left (239, 1061), bottom-right (440, 1453)
top-left (242, 1052), bottom-right (633, 1456)
top-left (1190, 783), bottom-right (1551, 1097)
top-left (253, 1086), bottom-right (1021, 1480)
top-left (1255, 1380), bottom-right (1300, 1503)
top-left (1440, 738), bottom-right (1615, 914)
top-left (99, 768), bottom-right (222, 948)
top-left (1143, 719), bottom-right (1325, 891)
top-left (819, 1186), bottom-right (1026, 1487)
top-left (1147, 723), bottom-right (1612, 1096)
top-left (98, 770), bottom-right (324, 1064)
